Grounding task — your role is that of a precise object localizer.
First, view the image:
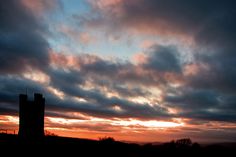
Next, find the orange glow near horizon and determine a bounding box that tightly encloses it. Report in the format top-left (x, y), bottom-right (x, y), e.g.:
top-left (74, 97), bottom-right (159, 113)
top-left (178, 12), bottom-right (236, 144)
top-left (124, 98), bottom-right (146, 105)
top-left (44, 116), bottom-right (185, 142)
top-left (0, 115), bottom-right (19, 124)
top-left (0, 114), bottom-right (185, 141)
top-left (46, 116), bottom-right (184, 128)
top-left (1, 114), bottom-right (236, 142)
top-left (44, 117), bottom-right (185, 142)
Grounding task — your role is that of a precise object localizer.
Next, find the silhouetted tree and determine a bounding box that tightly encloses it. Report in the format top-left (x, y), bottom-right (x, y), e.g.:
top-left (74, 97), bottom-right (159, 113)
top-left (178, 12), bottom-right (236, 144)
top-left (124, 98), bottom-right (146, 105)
top-left (175, 138), bottom-right (192, 147)
top-left (99, 136), bottom-right (115, 144)
top-left (192, 142), bottom-right (201, 149)
top-left (44, 130), bottom-right (58, 136)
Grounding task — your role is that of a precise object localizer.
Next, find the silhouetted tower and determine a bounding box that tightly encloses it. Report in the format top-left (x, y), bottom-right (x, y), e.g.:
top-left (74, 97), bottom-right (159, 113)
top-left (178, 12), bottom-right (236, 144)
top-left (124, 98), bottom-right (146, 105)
top-left (18, 93), bottom-right (45, 141)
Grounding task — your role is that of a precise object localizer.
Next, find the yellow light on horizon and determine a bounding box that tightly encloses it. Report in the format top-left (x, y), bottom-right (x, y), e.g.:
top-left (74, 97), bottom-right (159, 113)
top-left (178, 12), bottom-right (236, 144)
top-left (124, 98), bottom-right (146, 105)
top-left (112, 119), bottom-right (184, 128)
top-left (0, 115), bottom-right (19, 124)
top-left (47, 116), bottom-right (184, 129)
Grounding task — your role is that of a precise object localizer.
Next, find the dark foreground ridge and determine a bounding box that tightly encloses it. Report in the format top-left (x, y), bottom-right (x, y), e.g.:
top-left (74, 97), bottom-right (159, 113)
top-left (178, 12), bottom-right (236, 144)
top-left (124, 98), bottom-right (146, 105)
top-left (0, 133), bottom-right (236, 157)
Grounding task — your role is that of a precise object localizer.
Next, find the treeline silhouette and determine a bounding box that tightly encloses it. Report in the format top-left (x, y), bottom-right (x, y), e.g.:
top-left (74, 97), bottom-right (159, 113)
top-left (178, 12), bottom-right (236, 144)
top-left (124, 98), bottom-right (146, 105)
top-left (0, 133), bottom-right (235, 157)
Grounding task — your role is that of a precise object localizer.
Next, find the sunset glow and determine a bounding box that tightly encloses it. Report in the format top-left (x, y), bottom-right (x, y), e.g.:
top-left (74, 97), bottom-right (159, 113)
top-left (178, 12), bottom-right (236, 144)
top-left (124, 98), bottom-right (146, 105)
top-left (47, 117), bottom-right (184, 129)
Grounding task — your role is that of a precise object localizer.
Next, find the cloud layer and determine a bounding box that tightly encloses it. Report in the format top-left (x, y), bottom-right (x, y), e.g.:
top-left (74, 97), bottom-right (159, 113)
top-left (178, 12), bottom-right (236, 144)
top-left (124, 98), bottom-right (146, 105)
top-left (0, 0), bottom-right (50, 74)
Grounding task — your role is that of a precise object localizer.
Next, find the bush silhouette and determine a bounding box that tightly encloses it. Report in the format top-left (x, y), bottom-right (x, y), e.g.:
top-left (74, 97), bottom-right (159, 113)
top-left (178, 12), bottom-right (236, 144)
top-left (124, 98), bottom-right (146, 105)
top-left (175, 138), bottom-right (192, 147)
top-left (99, 136), bottom-right (115, 144)
top-left (44, 130), bottom-right (58, 136)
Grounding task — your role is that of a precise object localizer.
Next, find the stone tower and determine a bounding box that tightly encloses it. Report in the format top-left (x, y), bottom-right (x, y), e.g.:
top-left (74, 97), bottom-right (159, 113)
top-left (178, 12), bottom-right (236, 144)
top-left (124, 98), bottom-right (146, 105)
top-left (18, 93), bottom-right (45, 141)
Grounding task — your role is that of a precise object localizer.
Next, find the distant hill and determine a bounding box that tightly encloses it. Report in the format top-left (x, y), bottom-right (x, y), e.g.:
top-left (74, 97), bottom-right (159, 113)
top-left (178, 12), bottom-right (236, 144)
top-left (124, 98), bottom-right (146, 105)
top-left (0, 133), bottom-right (235, 157)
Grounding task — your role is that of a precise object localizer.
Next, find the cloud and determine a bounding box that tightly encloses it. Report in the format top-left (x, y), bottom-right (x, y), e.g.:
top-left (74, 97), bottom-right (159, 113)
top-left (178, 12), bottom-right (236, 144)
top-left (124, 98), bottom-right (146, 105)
top-left (45, 47), bottom-right (236, 122)
top-left (107, 84), bottom-right (151, 98)
top-left (58, 25), bottom-right (95, 45)
top-left (47, 67), bottom-right (170, 119)
top-left (48, 68), bottom-right (84, 87)
top-left (165, 88), bottom-right (220, 110)
top-left (81, 0), bottom-right (236, 124)
top-left (188, 52), bottom-right (236, 94)
top-left (86, 0), bottom-right (236, 89)
top-left (142, 45), bottom-right (182, 73)
top-left (164, 86), bottom-right (236, 122)
top-left (0, 75), bottom-right (50, 116)
top-left (87, 0), bottom-right (236, 39)
top-left (21, 0), bottom-right (62, 16)
top-left (0, 68), bottom-right (170, 121)
top-left (0, 0), bottom-right (49, 74)
top-left (49, 44), bottom-right (182, 88)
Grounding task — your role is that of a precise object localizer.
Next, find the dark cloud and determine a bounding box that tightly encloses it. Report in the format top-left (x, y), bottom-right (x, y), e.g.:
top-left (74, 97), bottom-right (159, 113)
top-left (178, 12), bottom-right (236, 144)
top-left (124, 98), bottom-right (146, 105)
top-left (143, 45), bottom-right (182, 73)
top-left (87, 0), bottom-right (236, 92)
top-left (189, 51), bottom-right (236, 94)
top-left (45, 111), bottom-right (89, 120)
top-left (0, 76), bottom-right (48, 103)
top-left (88, 0), bottom-right (236, 42)
top-left (48, 68), bottom-right (84, 87)
top-left (51, 99), bottom-right (169, 120)
top-left (47, 66), bottom-right (170, 119)
top-left (80, 58), bottom-right (122, 76)
top-left (0, 0), bottom-right (49, 74)
top-left (179, 110), bottom-right (236, 123)
top-left (164, 87), bottom-right (236, 122)
top-left (165, 88), bottom-right (220, 110)
top-left (109, 84), bottom-right (151, 98)
top-left (85, 0), bottom-right (236, 123)
top-left (0, 104), bottom-right (17, 116)
top-left (46, 40), bottom-right (236, 122)
top-left (76, 45), bottom-right (182, 87)
top-left (0, 72), bottom-right (169, 121)
top-left (86, 0), bottom-right (236, 89)
top-left (0, 75), bottom-right (49, 117)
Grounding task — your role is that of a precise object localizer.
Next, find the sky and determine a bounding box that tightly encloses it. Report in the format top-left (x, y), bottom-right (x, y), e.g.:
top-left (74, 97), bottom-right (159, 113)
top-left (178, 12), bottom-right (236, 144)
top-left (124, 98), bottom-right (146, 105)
top-left (0, 0), bottom-right (236, 143)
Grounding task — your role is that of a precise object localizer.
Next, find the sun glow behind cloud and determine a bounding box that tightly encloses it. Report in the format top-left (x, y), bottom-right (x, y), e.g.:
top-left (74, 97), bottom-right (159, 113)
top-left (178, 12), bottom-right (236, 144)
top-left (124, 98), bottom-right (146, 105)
top-left (44, 116), bottom-right (185, 141)
top-left (0, 116), bottom-right (19, 124)
top-left (47, 86), bottom-right (65, 99)
top-left (0, 114), bottom-right (184, 141)
top-left (46, 116), bottom-right (184, 131)
top-left (111, 119), bottom-right (184, 128)
top-left (0, 114), bottom-right (184, 130)
top-left (23, 70), bottom-right (50, 84)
